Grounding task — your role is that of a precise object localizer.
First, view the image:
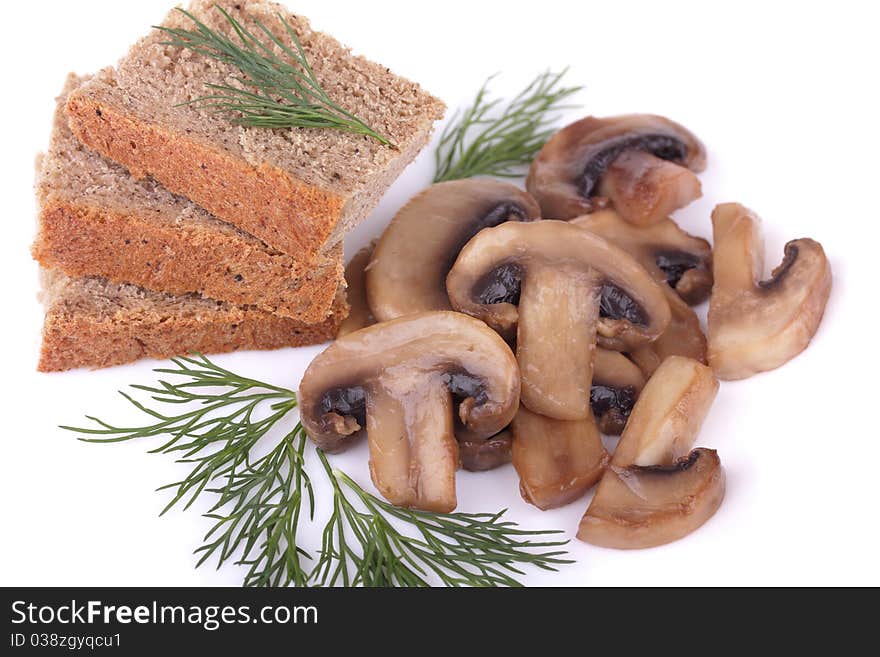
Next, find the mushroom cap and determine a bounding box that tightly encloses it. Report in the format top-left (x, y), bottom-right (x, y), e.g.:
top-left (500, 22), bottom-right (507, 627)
top-left (299, 311), bottom-right (520, 454)
top-left (591, 349), bottom-right (645, 435)
top-left (337, 243), bottom-right (377, 337)
top-left (612, 356), bottom-right (719, 467)
top-left (526, 115), bottom-right (707, 220)
top-left (511, 405), bottom-right (609, 510)
top-left (447, 220), bottom-right (671, 350)
top-left (577, 448), bottom-right (725, 549)
top-left (447, 220), bottom-right (670, 420)
top-left (707, 203), bottom-right (832, 380)
top-left (367, 179), bottom-right (541, 322)
top-left (572, 209), bottom-right (713, 305)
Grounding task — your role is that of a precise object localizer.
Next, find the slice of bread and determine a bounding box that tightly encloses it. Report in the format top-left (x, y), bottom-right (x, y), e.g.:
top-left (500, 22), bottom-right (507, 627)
top-left (38, 269), bottom-right (348, 372)
top-left (35, 74), bottom-right (342, 323)
top-left (66, 0), bottom-right (445, 262)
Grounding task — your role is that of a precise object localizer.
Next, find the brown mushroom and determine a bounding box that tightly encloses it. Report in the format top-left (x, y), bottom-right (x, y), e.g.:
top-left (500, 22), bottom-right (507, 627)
top-left (367, 179), bottom-right (540, 322)
top-left (577, 356), bottom-right (722, 548)
top-left (708, 203), bottom-right (832, 380)
top-left (591, 349), bottom-right (645, 435)
top-left (527, 115), bottom-right (707, 224)
top-left (337, 243), bottom-right (377, 337)
top-left (572, 209), bottom-right (713, 305)
top-left (298, 311), bottom-right (520, 512)
top-left (571, 210), bottom-right (709, 375)
top-left (577, 448), bottom-right (725, 549)
top-left (627, 288), bottom-right (707, 377)
top-left (457, 430), bottom-right (513, 472)
top-left (610, 356), bottom-right (719, 467)
top-left (447, 221), bottom-right (670, 420)
top-left (511, 406), bottom-right (609, 510)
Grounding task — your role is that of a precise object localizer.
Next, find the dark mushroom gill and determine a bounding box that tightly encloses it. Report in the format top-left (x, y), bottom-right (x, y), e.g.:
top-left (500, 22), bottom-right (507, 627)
top-left (472, 263), bottom-right (648, 326)
top-left (580, 134), bottom-right (689, 198)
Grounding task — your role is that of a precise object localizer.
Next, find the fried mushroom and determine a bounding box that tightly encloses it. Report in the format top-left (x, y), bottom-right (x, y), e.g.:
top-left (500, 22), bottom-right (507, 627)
top-left (367, 179), bottom-right (540, 322)
top-left (708, 203), bottom-right (832, 380)
top-left (572, 209), bottom-right (713, 305)
top-left (527, 115), bottom-right (706, 224)
top-left (337, 243), bottom-right (377, 337)
top-left (458, 430), bottom-right (513, 472)
top-left (511, 406), bottom-right (609, 510)
top-left (577, 448), bottom-right (725, 549)
top-left (591, 349), bottom-right (645, 435)
top-left (577, 356), bottom-right (723, 548)
top-left (610, 356), bottom-right (719, 467)
top-left (298, 311), bottom-right (520, 512)
top-left (447, 221), bottom-right (670, 420)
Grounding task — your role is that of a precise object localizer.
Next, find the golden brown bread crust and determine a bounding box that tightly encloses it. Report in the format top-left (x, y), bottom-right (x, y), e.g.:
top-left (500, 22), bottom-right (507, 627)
top-left (65, 0), bottom-right (445, 262)
top-left (33, 201), bottom-right (343, 323)
top-left (38, 73), bottom-right (343, 322)
top-left (65, 95), bottom-right (346, 262)
top-left (38, 275), bottom-right (348, 373)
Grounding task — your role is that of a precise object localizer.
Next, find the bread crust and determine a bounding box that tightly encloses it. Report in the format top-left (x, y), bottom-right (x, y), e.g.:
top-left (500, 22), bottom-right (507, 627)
top-left (66, 94), bottom-right (346, 262)
top-left (38, 274), bottom-right (348, 372)
top-left (34, 200), bottom-right (343, 323)
top-left (64, 0), bottom-right (445, 262)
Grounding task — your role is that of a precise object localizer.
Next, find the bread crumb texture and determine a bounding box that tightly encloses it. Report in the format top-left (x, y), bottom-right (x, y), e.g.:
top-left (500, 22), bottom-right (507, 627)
top-left (65, 0), bottom-right (445, 260)
top-left (35, 75), bottom-right (344, 322)
top-left (38, 269), bottom-right (349, 372)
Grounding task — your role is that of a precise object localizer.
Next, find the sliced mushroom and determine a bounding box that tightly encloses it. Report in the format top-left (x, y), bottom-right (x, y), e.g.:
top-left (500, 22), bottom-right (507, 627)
top-left (526, 115), bottom-right (707, 224)
top-left (447, 220), bottom-right (670, 420)
top-left (337, 243), bottom-right (377, 337)
top-left (511, 406), bottom-right (609, 510)
top-left (611, 356), bottom-right (719, 467)
top-left (458, 430), bottom-right (513, 472)
top-left (572, 209), bottom-right (713, 305)
top-left (367, 179), bottom-right (541, 322)
top-left (597, 149), bottom-right (703, 227)
top-left (708, 203), bottom-right (832, 380)
top-left (591, 349), bottom-right (645, 435)
top-left (627, 288), bottom-right (707, 377)
top-left (571, 210), bottom-right (709, 375)
top-left (577, 448), bottom-right (725, 549)
top-left (298, 311), bottom-right (520, 512)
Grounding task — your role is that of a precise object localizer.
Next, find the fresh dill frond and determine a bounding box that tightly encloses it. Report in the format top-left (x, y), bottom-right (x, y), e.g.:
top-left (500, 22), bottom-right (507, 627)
top-left (312, 451), bottom-right (572, 588)
top-left (62, 354), bottom-right (298, 515)
top-left (65, 353), bottom-right (573, 587)
top-left (434, 69), bottom-right (583, 182)
top-left (157, 6), bottom-right (392, 146)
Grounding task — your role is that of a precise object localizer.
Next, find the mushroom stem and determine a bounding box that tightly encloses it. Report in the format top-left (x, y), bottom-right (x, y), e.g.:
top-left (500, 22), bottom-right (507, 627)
top-left (511, 406), bottom-right (609, 510)
top-left (517, 264), bottom-right (599, 420)
top-left (611, 356), bottom-right (719, 467)
top-left (367, 376), bottom-right (458, 513)
top-left (599, 150), bottom-right (703, 227)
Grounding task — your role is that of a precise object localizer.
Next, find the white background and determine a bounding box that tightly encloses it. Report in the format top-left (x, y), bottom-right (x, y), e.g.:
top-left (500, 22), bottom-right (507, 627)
top-left (1, 0), bottom-right (878, 586)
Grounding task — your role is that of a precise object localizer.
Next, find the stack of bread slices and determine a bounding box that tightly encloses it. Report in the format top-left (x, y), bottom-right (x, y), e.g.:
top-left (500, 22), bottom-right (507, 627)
top-left (32, 0), bottom-right (444, 371)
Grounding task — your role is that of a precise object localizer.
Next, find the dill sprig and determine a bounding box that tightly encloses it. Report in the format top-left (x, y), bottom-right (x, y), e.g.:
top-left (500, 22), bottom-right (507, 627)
top-left (434, 69), bottom-right (583, 182)
top-left (312, 451), bottom-right (572, 587)
top-left (157, 6), bottom-right (392, 146)
top-left (63, 354), bottom-right (572, 587)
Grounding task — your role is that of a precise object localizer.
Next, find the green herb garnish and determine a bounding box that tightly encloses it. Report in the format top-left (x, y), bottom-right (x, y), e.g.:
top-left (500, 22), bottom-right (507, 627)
top-left (64, 354), bottom-right (570, 587)
top-left (157, 6), bottom-right (392, 146)
top-left (434, 70), bottom-right (582, 182)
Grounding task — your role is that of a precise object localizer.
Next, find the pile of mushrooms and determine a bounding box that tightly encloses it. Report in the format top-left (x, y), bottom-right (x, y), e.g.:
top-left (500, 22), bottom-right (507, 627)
top-left (299, 114), bottom-right (832, 550)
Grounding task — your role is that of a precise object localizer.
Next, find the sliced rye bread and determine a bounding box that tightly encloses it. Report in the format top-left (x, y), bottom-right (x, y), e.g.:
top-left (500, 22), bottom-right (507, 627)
top-left (38, 269), bottom-right (348, 372)
top-left (66, 0), bottom-right (445, 262)
top-left (34, 74), bottom-right (343, 323)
